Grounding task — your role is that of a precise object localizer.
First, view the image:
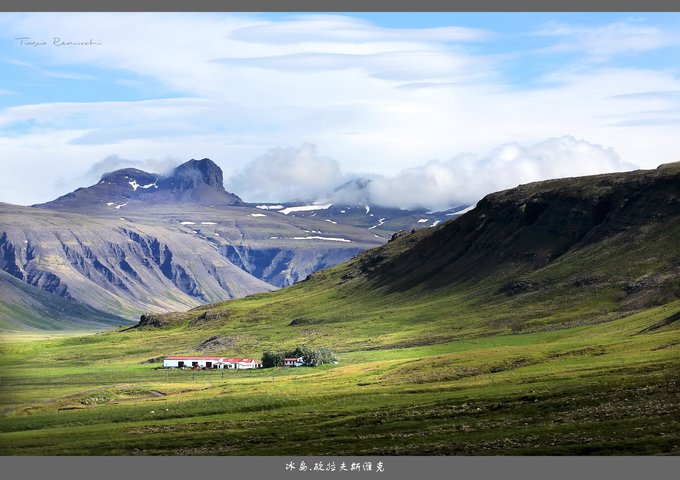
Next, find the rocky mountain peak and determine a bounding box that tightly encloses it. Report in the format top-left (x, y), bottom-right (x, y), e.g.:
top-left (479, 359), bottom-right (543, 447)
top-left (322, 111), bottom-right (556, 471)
top-left (167, 158), bottom-right (224, 191)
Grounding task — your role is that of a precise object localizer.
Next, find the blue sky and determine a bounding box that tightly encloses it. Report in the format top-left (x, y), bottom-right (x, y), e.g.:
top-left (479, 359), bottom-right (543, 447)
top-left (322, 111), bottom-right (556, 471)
top-left (1, 12), bottom-right (679, 207)
top-left (4, 13), bottom-right (679, 108)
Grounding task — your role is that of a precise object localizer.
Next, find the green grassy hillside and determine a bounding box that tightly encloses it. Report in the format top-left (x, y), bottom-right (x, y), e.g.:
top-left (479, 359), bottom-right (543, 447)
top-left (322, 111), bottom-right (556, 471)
top-left (0, 270), bottom-right (130, 331)
top-left (1, 163), bottom-right (679, 455)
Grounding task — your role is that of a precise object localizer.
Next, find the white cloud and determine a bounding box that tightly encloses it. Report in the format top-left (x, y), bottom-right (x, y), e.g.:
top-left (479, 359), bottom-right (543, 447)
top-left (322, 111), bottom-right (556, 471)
top-left (227, 143), bottom-right (344, 202)
top-left (5, 59), bottom-right (95, 81)
top-left (364, 137), bottom-right (632, 210)
top-left (535, 20), bottom-right (679, 62)
top-left (230, 14), bottom-right (490, 44)
top-left (212, 50), bottom-right (490, 82)
top-left (84, 154), bottom-right (181, 180)
top-left (0, 98), bottom-right (214, 130)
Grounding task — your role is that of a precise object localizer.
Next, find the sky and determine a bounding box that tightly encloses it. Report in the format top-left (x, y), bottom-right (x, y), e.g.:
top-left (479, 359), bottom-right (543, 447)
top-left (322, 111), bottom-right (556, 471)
top-left (1, 12), bottom-right (679, 209)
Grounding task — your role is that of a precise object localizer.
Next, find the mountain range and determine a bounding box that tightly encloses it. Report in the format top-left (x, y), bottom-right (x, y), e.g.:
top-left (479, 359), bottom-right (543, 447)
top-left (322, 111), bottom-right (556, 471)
top-left (0, 158), bottom-right (468, 330)
top-left (143, 161), bottom-right (680, 342)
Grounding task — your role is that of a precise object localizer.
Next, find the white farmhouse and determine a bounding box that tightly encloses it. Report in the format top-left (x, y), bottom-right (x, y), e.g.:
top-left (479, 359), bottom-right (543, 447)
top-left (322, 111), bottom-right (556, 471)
top-left (283, 357), bottom-right (305, 367)
top-left (163, 356), bottom-right (261, 369)
top-left (225, 358), bottom-right (261, 370)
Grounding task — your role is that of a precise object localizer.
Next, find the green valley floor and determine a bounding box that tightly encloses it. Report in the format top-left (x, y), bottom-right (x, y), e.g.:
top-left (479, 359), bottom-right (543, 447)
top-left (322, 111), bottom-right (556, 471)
top-left (1, 300), bottom-right (678, 455)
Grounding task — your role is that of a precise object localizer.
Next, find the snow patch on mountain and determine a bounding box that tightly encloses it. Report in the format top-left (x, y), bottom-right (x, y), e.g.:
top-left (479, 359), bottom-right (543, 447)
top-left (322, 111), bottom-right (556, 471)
top-left (291, 236), bottom-right (351, 243)
top-left (368, 218), bottom-right (386, 230)
top-left (447, 205), bottom-right (476, 216)
top-left (129, 179), bottom-right (158, 191)
top-left (280, 203), bottom-right (333, 215)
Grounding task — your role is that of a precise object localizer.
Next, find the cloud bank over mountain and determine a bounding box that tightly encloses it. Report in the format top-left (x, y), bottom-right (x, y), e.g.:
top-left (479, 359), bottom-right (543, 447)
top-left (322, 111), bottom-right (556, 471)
top-left (227, 144), bottom-right (345, 203)
top-left (227, 137), bottom-right (633, 211)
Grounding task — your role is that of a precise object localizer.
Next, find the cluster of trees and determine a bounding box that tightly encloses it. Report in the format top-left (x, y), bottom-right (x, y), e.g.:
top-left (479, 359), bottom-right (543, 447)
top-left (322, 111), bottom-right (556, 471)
top-left (261, 345), bottom-right (337, 368)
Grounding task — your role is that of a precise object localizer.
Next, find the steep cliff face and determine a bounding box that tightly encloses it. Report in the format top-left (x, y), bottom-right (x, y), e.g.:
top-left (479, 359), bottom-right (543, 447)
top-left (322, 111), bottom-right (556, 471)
top-left (164, 158), bottom-right (225, 191)
top-left (0, 204), bottom-right (275, 325)
top-left (221, 244), bottom-right (364, 287)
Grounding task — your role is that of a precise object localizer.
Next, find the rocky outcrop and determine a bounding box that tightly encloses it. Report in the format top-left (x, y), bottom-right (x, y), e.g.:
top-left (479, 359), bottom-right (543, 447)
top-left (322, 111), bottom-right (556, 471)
top-left (164, 158), bottom-right (225, 191)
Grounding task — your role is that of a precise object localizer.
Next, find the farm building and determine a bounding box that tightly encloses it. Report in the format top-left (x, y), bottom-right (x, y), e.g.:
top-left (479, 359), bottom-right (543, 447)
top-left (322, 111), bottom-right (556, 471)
top-left (283, 357), bottom-right (305, 367)
top-left (229, 358), bottom-right (261, 370)
top-left (163, 356), bottom-right (261, 369)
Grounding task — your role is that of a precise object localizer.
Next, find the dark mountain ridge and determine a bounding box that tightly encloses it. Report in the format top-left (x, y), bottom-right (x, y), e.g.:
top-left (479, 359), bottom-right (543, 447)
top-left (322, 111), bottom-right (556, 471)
top-left (347, 162), bottom-right (680, 296)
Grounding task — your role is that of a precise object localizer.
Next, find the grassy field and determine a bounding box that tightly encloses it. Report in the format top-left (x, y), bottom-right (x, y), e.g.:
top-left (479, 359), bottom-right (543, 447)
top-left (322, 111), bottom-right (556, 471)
top-left (1, 296), bottom-right (678, 455)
